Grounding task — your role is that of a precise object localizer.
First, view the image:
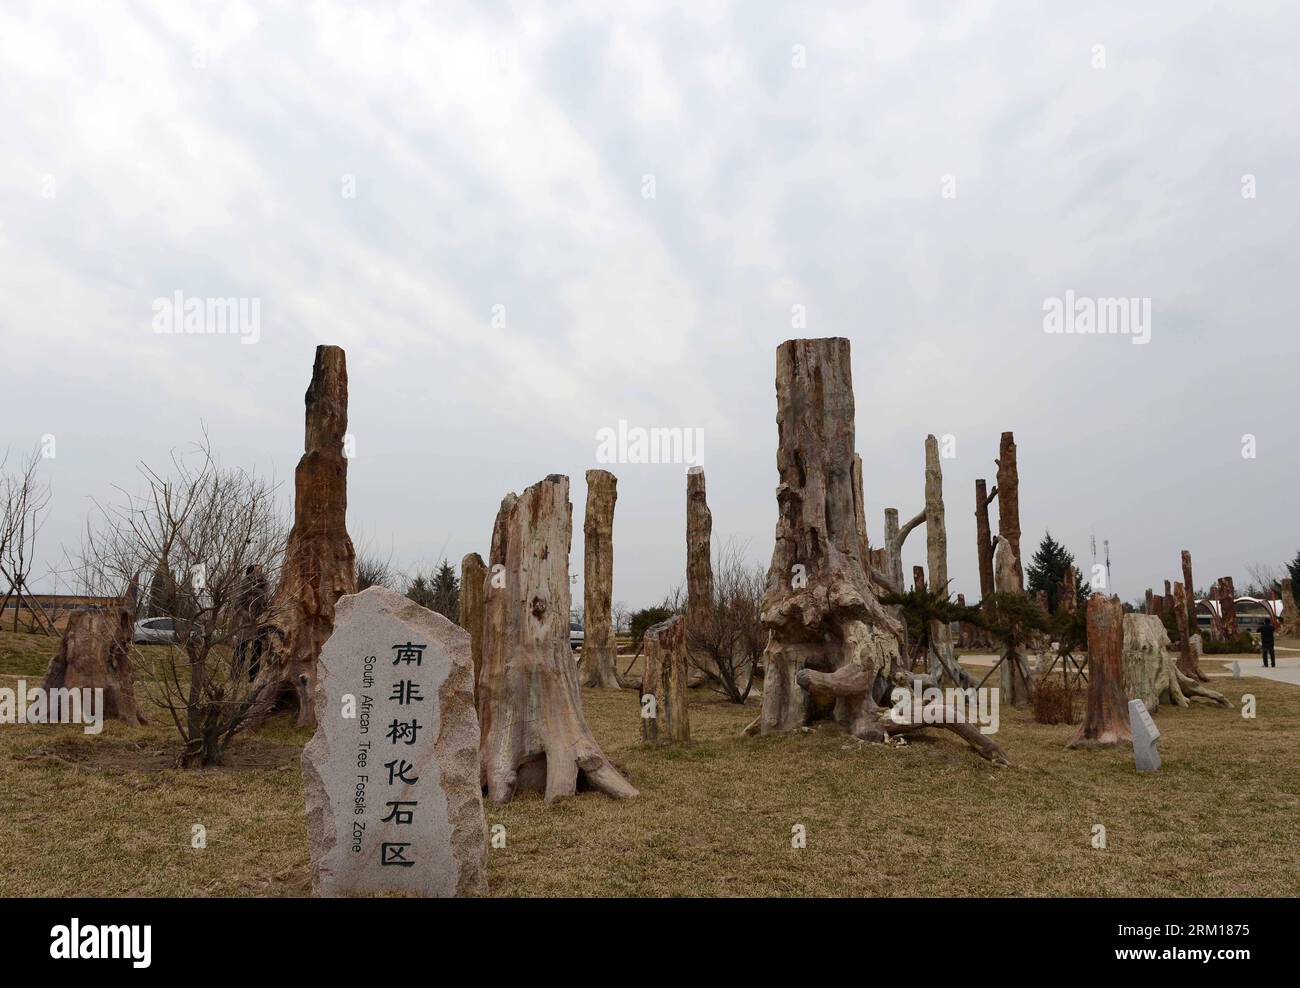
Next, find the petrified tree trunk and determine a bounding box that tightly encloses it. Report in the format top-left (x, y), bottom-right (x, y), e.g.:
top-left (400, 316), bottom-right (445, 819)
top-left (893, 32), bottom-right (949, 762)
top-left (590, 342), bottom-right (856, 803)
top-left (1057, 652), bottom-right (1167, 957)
top-left (753, 339), bottom-right (1001, 763)
top-left (883, 509), bottom-right (901, 590)
top-left (1059, 566), bottom-right (1077, 614)
top-left (478, 475), bottom-right (636, 803)
top-left (1181, 550), bottom-right (1197, 634)
top-left (993, 535), bottom-right (1034, 704)
top-left (1173, 580), bottom-right (1198, 678)
top-left (1068, 595), bottom-right (1131, 748)
top-left (1282, 578), bottom-right (1297, 635)
top-left (851, 453), bottom-right (870, 568)
top-left (685, 465), bottom-right (717, 683)
top-left (974, 478), bottom-right (996, 599)
top-left (253, 345), bottom-right (356, 728)
top-left (581, 469), bottom-right (622, 689)
top-left (924, 434), bottom-right (953, 666)
top-left (758, 339), bottom-right (902, 735)
top-left (41, 609), bottom-right (146, 726)
top-left (994, 432), bottom-right (1023, 592)
top-left (458, 552), bottom-right (487, 702)
top-left (1123, 613), bottom-right (1228, 711)
top-left (884, 506), bottom-right (924, 594)
top-left (1145, 588), bottom-right (1154, 614)
top-left (640, 616), bottom-right (689, 743)
top-left (993, 534), bottom-right (1019, 594)
top-left (1219, 577), bottom-right (1238, 636)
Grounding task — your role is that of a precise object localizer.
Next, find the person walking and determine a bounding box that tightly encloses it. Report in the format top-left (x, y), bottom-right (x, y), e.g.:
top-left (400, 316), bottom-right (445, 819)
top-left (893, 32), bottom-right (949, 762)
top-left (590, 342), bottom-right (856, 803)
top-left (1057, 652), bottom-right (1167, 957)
top-left (1260, 619), bottom-right (1277, 668)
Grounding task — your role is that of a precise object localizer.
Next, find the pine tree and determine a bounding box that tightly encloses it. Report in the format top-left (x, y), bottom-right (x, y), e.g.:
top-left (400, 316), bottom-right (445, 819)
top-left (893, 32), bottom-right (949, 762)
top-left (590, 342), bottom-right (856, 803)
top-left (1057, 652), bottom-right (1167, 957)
top-left (1026, 530), bottom-right (1079, 613)
top-left (429, 559), bottom-right (459, 621)
top-left (405, 560), bottom-right (458, 621)
top-left (1288, 551), bottom-right (1300, 595)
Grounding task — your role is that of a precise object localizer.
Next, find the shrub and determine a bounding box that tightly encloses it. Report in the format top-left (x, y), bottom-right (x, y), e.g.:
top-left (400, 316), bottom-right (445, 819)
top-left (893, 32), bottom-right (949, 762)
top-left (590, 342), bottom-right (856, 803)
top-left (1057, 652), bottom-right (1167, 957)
top-left (1203, 631), bottom-right (1255, 654)
top-left (1032, 677), bottom-right (1078, 725)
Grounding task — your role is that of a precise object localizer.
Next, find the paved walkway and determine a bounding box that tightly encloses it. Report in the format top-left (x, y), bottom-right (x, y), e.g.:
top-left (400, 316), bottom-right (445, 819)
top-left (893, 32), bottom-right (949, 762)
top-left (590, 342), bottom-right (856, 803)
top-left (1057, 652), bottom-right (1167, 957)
top-left (960, 651), bottom-right (1300, 686)
top-left (1206, 654), bottom-right (1300, 686)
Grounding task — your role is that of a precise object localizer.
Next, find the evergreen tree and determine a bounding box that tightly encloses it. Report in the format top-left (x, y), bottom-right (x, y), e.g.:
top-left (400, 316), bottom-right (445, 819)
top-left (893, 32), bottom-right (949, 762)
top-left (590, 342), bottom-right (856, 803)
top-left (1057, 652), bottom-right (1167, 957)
top-left (1288, 551), bottom-right (1300, 595)
top-left (1026, 530), bottom-right (1080, 614)
top-left (406, 560), bottom-right (459, 621)
top-left (428, 559), bottom-right (459, 621)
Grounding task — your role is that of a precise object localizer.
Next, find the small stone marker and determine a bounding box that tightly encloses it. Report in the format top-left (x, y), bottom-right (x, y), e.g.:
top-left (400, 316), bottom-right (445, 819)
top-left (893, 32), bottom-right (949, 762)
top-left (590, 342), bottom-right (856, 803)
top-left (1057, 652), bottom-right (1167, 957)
top-left (302, 586), bottom-right (487, 897)
top-left (1232, 660), bottom-right (1242, 678)
top-left (1128, 698), bottom-right (1161, 773)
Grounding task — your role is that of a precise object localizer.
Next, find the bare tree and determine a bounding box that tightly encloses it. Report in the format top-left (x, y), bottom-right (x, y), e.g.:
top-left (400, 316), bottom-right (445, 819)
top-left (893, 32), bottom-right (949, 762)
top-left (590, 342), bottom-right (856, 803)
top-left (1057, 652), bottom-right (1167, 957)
top-left (79, 437), bottom-right (287, 767)
top-left (1243, 561), bottom-right (1282, 597)
top-left (611, 600), bottom-right (630, 638)
top-left (0, 448), bottom-right (54, 633)
top-left (686, 539), bottom-right (766, 703)
top-left (355, 551), bottom-right (397, 592)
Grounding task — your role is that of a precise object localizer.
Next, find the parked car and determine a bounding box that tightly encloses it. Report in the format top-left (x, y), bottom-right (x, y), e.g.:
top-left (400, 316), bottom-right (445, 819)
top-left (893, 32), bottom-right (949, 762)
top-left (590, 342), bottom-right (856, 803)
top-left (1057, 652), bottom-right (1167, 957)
top-left (131, 616), bottom-right (199, 645)
top-left (569, 622), bottom-right (584, 652)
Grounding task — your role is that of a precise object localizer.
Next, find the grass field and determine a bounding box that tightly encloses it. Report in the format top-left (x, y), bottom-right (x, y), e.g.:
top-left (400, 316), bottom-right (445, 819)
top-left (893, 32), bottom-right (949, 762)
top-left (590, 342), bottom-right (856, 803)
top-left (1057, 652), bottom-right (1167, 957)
top-left (1, 629), bottom-right (1296, 897)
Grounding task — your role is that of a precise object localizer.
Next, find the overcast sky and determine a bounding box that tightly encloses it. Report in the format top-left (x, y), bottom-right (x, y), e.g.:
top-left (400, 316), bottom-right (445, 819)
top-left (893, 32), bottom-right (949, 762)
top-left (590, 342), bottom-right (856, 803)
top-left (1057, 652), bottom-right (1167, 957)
top-left (3, 0), bottom-right (1298, 610)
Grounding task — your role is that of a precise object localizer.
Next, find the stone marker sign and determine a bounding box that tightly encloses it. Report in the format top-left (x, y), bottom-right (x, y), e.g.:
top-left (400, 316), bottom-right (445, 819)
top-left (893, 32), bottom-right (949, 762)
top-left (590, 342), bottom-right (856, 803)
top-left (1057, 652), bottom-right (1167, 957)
top-left (303, 586), bottom-right (487, 897)
top-left (1128, 698), bottom-right (1161, 773)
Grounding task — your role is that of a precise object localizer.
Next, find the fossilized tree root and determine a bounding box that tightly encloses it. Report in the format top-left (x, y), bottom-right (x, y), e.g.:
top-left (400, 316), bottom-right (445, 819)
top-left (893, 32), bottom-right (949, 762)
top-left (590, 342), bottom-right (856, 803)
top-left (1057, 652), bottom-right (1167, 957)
top-left (793, 666), bottom-right (1009, 765)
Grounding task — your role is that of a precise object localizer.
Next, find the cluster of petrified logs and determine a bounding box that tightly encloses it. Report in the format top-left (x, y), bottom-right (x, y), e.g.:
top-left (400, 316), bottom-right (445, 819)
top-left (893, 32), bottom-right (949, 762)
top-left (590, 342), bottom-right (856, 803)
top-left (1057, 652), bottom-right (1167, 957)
top-left (1069, 597), bottom-right (1229, 748)
top-left (50, 338), bottom-right (1243, 787)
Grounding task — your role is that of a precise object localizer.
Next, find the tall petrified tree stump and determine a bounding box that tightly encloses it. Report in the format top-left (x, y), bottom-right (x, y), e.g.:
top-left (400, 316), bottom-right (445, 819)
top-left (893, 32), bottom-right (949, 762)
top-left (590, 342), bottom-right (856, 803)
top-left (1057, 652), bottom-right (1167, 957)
top-left (759, 339), bottom-right (900, 734)
top-left (850, 453), bottom-right (871, 569)
top-left (995, 432), bottom-right (1023, 592)
top-left (478, 475), bottom-right (636, 803)
top-left (1218, 577), bottom-right (1238, 636)
top-left (458, 552), bottom-right (487, 702)
top-left (1068, 595), bottom-right (1131, 748)
top-left (41, 609), bottom-right (146, 726)
top-left (685, 465), bottom-right (716, 682)
top-left (974, 478), bottom-right (996, 600)
top-left (581, 469), bottom-right (622, 688)
top-left (254, 345), bottom-right (356, 727)
top-left (1180, 550), bottom-right (1197, 631)
top-left (754, 339), bottom-right (1004, 763)
top-left (640, 616), bottom-right (689, 743)
top-left (923, 434), bottom-right (953, 669)
top-left (993, 535), bottom-right (1034, 705)
top-left (883, 506), bottom-right (924, 594)
top-left (1059, 565), bottom-right (1078, 614)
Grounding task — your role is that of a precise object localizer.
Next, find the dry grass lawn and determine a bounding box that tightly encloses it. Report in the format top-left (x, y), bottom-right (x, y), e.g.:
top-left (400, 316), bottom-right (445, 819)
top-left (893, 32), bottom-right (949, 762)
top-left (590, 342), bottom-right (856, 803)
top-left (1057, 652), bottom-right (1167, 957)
top-left (1, 629), bottom-right (1296, 897)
